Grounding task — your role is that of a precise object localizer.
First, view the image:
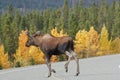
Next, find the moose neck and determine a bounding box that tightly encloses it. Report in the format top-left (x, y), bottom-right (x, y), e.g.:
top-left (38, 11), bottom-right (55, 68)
top-left (32, 36), bottom-right (42, 47)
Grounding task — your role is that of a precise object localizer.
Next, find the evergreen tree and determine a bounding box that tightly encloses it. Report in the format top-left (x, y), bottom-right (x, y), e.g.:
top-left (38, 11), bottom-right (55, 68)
top-left (68, 12), bottom-right (78, 38)
top-left (106, 1), bottom-right (115, 38)
top-left (34, 11), bottom-right (44, 31)
top-left (0, 16), bottom-right (2, 45)
top-left (10, 15), bottom-right (19, 55)
top-left (19, 15), bottom-right (29, 31)
top-left (43, 9), bottom-right (50, 33)
top-left (14, 10), bottom-right (21, 33)
top-left (1, 12), bottom-right (13, 55)
top-left (97, 0), bottom-right (105, 32)
top-left (48, 10), bottom-right (55, 32)
top-left (89, 2), bottom-right (98, 27)
top-left (62, 0), bottom-right (69, 30)
top-left (54, 8), bottom-right (62, 30)
top-left (0, 5), bottom-right (19, 58)
top-left (112, 1), bottom-right (120, 38)
top-left (29, 12), bottom-right (37, 33)
top-left (78, 0), bottom-right (89, 30)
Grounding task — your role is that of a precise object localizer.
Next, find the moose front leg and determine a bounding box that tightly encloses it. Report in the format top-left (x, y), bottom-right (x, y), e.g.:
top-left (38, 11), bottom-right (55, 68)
top-left (46, 58), bottom-right (52, 77)
top-left (45, 55), bottom-right (56, 77)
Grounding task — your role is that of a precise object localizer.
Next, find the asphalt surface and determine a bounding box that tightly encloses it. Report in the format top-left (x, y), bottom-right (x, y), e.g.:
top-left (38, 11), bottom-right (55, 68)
top-left (0, 54), bottom-right (120, 80)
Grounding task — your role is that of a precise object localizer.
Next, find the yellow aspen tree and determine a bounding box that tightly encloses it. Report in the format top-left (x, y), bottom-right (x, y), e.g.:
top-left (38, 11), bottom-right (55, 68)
top-left (14, 30), bottom-right (30, 67)
top-left (50, 27), bottom-right (60, 37)
top-left (98, 25), bottom-right (111, 55)
top-left (18, 30), bottom-right (28, 55)
top-left (0, 45), bottom-right (10, 69)
top-left (28, 46), bottom-right (45, 64)
top-left (87, 27), bottom-right (99, 57)
top-left (59, 29), bottom-right (68, 37)
top-left (110, 37), bottom-right (120, 53)
top-left (74, 30), bottom-right (88, 58)
top-left (14, 49), bottom-right (29, 67)
top-left (51, 27), bottom-right (68, 37)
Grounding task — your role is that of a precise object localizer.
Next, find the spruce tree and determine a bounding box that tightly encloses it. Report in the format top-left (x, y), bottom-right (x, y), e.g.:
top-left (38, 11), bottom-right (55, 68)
top-left (112, 1), bottom-right (120, 38)
top-left (48, 10), bottom-right (55, 32)
top-left (62, 0), bottom-right (69, 30)
top-left (43, 9), bottom-right (50, 33)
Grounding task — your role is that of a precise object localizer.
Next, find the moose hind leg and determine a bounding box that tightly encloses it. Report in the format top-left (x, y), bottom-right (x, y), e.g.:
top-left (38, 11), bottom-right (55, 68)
top-left (46, 54), bottom-right (56, 77)
top-left (64, 51), bottom-right (72, 72)
top-left (46, 62), bottom-right (52, 77)
top-left (46, 62), bottom-right (56, 77)
top-left (70, 51), bottom-right (80, 76)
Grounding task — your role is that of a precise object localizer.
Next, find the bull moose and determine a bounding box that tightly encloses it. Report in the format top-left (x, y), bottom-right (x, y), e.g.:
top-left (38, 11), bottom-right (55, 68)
top-left (25, 31), bottom-right (80, 77)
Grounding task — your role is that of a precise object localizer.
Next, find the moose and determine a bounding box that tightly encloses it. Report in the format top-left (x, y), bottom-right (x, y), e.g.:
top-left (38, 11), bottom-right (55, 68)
top-left (25, 31), bottom-right (80, 77)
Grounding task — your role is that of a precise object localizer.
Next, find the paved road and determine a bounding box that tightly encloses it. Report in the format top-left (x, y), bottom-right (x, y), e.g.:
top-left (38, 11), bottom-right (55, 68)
top-left (0, 54), bottom-right (120, 80)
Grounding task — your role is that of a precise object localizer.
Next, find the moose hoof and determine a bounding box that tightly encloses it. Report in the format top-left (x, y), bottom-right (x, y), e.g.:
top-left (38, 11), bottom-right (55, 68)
top-left (47, 73), bottom-right (51, 77)
top-left (52, 69), bottom-right (56, 73)
top-left (48, 75), bottom-right (51, 77)
top-left (64, 66), bottom-right (68, 72)
top-left (65, 69), bottom-right (68, 72)
top-left (75, 72), bottom-right (80, 76)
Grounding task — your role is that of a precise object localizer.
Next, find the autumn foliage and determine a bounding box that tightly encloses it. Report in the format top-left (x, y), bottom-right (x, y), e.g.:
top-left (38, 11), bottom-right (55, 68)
top-left (74, 26), bottom-right (120, 58)
top-left (0, 45), bottom-right (10, 69)
top-left (51, 27), bottom-right (68, 37)
top-left (74, 29), bottom-right (88, 57)
top-left (74, 27), bottom-right (99, 57)
top-left (110, 37), bottom-right (120, 53)
top-left (0, 25), bottom-right (120, 69)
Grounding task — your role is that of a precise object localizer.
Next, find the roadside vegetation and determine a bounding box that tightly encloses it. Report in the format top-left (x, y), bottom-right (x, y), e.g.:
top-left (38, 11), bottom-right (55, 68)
top-left (0, 0), bottom-right (120, 69)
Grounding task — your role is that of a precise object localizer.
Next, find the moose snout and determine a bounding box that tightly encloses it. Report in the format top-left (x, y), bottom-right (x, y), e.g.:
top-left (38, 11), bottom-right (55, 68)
top-left (25, 43), bottom-right (30, 47)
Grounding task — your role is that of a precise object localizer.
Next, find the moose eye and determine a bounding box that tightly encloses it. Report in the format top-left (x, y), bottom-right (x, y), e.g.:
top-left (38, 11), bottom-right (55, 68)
top-left (29, 38), bottom-right (34, 42)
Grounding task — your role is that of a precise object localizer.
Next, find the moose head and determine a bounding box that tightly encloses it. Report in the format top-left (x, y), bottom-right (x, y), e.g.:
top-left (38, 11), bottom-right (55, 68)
top-left (26, 31), bottom-right (41, 47)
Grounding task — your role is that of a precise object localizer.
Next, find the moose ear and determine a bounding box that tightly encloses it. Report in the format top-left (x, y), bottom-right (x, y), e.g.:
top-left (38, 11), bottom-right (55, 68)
top-left (26, 30), bottom-right (32, 38)
top-left (26, 31), bottom-right (30, 35)
top-left (33, 31), bottom-right (41, 37)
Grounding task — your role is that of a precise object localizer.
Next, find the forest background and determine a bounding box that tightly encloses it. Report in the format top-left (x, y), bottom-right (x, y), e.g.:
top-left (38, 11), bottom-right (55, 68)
top-left (0, 0), bottom-right (120, 69)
